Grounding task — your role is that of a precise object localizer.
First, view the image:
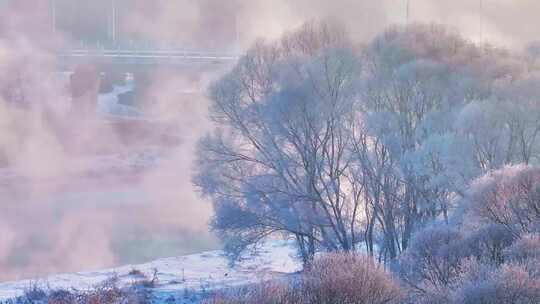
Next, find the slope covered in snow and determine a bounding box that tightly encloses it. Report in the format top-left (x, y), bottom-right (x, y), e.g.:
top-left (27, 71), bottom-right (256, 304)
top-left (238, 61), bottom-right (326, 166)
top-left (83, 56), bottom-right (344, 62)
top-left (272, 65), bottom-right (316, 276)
top-left (0, 241), bottom-right (300, 302)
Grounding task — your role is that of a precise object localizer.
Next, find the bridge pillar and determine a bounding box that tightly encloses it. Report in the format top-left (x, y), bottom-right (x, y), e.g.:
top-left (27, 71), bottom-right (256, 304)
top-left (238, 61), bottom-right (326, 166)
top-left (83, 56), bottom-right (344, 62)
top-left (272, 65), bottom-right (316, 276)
top-left (70, 64), bottom-right (100, 117)
top-left (100, 67), bottom-right (126, 94)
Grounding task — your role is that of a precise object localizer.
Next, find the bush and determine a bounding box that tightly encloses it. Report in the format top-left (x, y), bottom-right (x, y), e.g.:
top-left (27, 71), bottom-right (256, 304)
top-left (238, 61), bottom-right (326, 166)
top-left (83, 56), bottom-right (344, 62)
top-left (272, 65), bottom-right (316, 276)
top-left (399, 225), bottom-right (467, 292)
top-left (464, 165), bottom-right (540, 237)
top-left (453, 264), bottom-right (540, 304)
top-left (504, 233), bottom-right (540, 263)
top-left (128, 268), bottom-right (145, 277)
top-left (204, 281), bottom-right (295, 304)
top-left (131, 268), bottom-right (159, 289)
top-left (301, 253), bottom-right (403, 304)
top-left (401, 166), bottom-right (540, 303)
top-left (22, 282), bottom-right (48, 302)
top-left (204, 252), bottom-right (402, 304)
top-left (464, 224), bottom-right (514, 265)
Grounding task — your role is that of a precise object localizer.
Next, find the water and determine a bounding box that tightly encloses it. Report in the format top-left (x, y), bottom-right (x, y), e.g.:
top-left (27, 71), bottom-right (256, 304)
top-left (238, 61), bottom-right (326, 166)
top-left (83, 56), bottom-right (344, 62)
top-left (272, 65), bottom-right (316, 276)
top-left (0, 83), bottom-right (218, 281)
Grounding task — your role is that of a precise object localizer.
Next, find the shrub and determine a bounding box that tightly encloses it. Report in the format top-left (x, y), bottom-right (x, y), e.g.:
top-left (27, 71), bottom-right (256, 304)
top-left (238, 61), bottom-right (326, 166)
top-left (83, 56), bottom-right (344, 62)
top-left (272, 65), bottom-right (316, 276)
top-left (131, 268), bottom-right (159, 289)
top-left (399, 224), bottom-right (467, 292)
top-left (401, 166), bottom-right (540, 303)
top-left (204, 252), bottom-right (402, 304)
top-left (204, 281), bottom-right (295, 304)
top-left (464, 224), bottom-right (514, 265)
top-left (301, 253), bottom-right (403, 304)
top-left (453, 263), bottom-right (540, 304)
top-left (504, 233), bottom-right (540, 263)
top-left (464, 165), bottom-right (540, 237)
top-left (22, 282), bottom-right (48, 302)
top-left (128, 268), bottom-right (145, 277)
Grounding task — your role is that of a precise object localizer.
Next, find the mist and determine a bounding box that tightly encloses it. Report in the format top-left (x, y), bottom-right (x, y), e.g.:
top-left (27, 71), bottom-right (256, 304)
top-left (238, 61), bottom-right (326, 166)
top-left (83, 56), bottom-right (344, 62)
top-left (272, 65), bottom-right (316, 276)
top-left (112, 0), bottom-right (540, 49)
top-left (0, 0), bottom-right (539, 282)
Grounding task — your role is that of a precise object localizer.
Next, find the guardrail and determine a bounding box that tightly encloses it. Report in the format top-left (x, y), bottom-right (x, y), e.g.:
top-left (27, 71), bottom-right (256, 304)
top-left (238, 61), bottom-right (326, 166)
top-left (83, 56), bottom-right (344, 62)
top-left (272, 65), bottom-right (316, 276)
top-left (58, 49), bottom-right (240, 62)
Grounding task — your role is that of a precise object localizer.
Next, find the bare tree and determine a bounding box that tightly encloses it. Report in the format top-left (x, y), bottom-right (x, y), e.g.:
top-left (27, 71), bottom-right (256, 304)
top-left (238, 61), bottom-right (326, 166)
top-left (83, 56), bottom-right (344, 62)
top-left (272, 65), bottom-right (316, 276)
top-left (194, 21), bottom-right (365, 264)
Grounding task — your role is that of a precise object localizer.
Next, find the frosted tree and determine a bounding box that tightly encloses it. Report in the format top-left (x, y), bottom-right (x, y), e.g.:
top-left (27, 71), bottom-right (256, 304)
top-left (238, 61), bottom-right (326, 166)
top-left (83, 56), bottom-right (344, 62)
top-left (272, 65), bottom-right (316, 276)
top-left (194, 22), bottom-right (366, 263)
top-left (355, 24), bottom-right (484, 259)
top-left (195, 22), bottom-right (540, 272)
top-left (456, 73), bottom-right (540, 172)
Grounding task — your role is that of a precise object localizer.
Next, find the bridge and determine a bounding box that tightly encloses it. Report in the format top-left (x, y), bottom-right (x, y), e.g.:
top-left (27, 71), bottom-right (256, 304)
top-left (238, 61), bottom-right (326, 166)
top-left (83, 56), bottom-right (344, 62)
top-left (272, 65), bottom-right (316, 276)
top-left (57, 49), bottom-right (240, 70)
top-left (50, 0), bottom-right (242, 71)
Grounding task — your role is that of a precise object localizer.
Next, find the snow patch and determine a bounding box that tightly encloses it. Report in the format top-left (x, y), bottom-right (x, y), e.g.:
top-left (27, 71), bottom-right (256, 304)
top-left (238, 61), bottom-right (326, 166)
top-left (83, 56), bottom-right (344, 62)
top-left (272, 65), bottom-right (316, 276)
top-left (97, 83), bottom-right (143, 119)
top-left (0, 240), bottom-right (300, 301)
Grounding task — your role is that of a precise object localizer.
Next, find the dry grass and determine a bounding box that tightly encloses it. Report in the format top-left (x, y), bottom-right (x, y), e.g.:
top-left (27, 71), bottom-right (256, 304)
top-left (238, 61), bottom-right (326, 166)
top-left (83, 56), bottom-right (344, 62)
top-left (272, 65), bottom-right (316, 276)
top-left (3, 273), bottom-right (151, 304)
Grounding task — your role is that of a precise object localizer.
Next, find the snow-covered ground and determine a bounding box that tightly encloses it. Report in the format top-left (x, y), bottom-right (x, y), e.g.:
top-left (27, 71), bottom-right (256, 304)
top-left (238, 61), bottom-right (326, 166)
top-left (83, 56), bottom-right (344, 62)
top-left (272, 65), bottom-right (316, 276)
top-left (0, 241), bottom-right (300, 302)
top-left (97, 82), bottom-right (143, 119)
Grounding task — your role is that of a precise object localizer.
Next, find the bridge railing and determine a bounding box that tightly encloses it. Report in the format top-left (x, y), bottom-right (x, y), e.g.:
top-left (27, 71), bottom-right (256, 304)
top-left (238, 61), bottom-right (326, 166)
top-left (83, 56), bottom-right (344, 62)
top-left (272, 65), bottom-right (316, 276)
top-left (58, 49), bottom-right (240, 61)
